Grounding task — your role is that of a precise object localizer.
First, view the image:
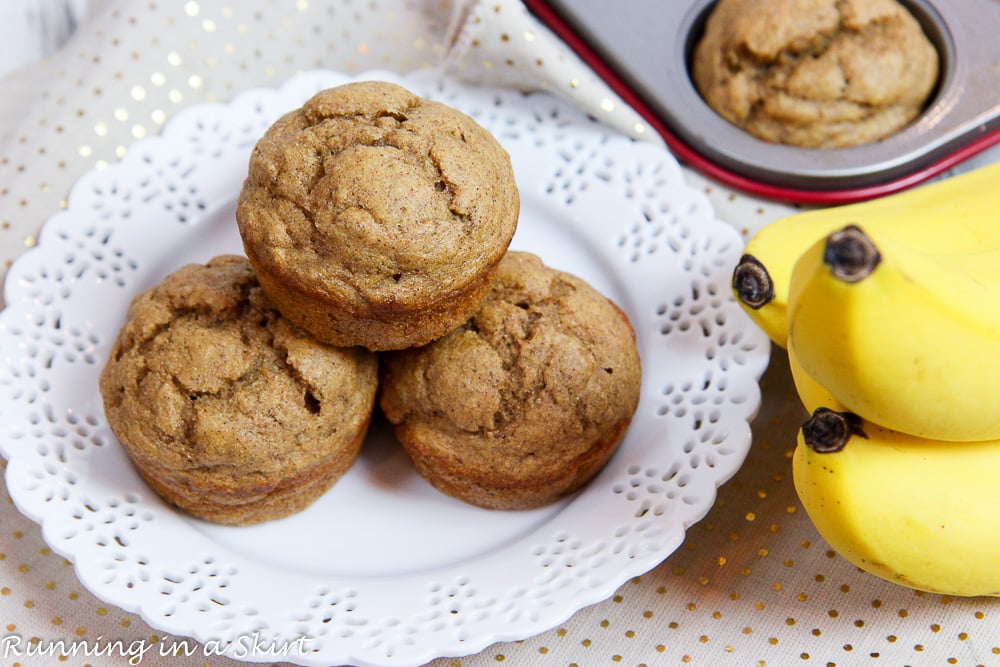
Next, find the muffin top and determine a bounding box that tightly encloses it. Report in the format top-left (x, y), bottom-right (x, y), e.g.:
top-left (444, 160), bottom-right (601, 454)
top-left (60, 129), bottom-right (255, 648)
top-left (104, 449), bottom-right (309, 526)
top-left (99, 255), bottom-right (378, 484)
top-left (236, 80), bottom-right (519, 311)
top-left (379, 251), bottom-right (642, 478)
top-left (692, 0), bottom-right (939, 148)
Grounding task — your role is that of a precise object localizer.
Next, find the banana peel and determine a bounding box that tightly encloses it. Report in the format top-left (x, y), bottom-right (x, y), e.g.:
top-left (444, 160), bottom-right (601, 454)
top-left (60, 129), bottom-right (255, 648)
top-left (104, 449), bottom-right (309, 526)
top-left (733, 160), bottom-right (1000, 348)
top-left (787, 225), bottom-right (1000, 442)
top-left (794, 407), bottom-right (1000, 597)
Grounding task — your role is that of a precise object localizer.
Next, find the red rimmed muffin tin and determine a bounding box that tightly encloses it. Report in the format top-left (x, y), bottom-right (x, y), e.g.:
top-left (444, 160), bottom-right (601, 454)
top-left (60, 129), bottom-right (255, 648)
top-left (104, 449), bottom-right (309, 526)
top-left (524, 0), bottom-right (1000, 203)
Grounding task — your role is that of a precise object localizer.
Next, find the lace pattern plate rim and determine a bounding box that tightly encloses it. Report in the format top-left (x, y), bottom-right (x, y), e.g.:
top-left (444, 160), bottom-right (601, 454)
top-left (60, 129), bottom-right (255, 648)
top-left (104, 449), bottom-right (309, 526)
top-left (0, 69), bottom-right (770, 667)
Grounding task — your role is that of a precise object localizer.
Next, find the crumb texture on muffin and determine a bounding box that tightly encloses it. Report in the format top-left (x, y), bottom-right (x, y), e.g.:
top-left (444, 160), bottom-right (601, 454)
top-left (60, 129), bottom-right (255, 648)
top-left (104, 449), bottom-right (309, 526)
top-left (379, 252), bottom-right (642, 509)
top-left (99, 255), bottom-right (378, 525)
top-left (692, 0), bottom-right (939, 148)
top-left (236, 81), bottom-right (518, 324)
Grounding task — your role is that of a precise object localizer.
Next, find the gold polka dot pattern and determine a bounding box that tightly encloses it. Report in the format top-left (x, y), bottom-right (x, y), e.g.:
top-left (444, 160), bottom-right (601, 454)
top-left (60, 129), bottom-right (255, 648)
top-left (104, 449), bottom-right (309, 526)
top-left (2, 1), bottom-right (1000, 666)
top-left (426, 355), bottom-right (1000, 667)
top-left (0, 0), bottom-right (451, 291)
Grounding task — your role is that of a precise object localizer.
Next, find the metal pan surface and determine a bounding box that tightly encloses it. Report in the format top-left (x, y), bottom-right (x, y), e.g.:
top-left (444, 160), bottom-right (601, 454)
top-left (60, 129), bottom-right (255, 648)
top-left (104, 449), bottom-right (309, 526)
top-left (526, 0), bottom-right (1000, 203)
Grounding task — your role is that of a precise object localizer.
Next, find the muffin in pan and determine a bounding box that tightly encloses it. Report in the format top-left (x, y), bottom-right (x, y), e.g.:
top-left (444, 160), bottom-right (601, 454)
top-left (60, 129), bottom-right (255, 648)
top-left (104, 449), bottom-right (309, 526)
top-left (236, 80), bottom-right (520, 351)
top-left (379, 251), bottom-right (642, 510)
top-left (692, 0), bottom-right (939, 148)
top-left (99, 255), bottom-right (378, 525)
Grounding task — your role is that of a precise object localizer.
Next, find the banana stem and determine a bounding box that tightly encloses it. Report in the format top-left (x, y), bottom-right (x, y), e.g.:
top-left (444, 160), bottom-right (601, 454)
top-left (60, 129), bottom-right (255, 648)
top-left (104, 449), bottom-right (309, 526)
top-left (802, 407), bottom-right (867, 453)
top-left (822, 225), bottom-right (882, 283)
top-left (732, 254), bottom-right (774, 308)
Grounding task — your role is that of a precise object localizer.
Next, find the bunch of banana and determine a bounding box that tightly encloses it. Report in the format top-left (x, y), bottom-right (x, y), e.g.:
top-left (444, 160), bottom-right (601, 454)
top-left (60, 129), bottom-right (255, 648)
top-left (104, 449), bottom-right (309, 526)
top-left (732, 162), bottom-right (1000, 596)
top-left (793, 404), bottom-right (1000, 597)
top-left (788, 225), bottom-right (1000, 440)
top-left (731, 160), bottom-right (1000, 348)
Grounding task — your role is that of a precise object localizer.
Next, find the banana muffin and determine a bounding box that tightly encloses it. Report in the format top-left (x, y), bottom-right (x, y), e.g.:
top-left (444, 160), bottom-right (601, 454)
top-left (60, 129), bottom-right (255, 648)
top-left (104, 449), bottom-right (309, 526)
top-left (236, 80), bottom-right (520, 351)
top-left (379, 252), bottom-right (642, 510)
top-left (99, 255), bottom-right (378, 525)
top-left (692, 0), bottom-right (939, 148)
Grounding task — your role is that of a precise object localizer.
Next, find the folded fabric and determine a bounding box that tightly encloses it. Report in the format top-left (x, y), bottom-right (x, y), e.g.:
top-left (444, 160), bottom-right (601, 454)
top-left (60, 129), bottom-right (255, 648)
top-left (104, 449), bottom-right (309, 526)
top-left (442, 0), bottom-right (656, 144)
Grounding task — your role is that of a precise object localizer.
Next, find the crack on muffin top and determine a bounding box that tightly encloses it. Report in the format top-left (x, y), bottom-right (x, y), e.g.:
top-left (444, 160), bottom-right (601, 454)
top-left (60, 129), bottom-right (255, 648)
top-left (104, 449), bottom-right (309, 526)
top-left (379, 252), bottom-right (642, 471)
top-left (99, 255), bottom-right (377, 477)
top-left (693, 0), bottom-right (939, 148)
top-left (236, 80), bottom-right (519, 308)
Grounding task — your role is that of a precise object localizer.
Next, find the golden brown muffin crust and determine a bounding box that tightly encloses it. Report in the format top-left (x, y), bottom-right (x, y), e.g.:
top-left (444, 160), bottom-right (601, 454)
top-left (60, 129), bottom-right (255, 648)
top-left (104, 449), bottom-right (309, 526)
top-left (99, 255), bottom-right (378, 525)
top-left (692, 0), bottom-right (939, 148)
top-left (379, 252), bottom-right (642, 509)
top-left (236, 80), bottom-right (519, 349)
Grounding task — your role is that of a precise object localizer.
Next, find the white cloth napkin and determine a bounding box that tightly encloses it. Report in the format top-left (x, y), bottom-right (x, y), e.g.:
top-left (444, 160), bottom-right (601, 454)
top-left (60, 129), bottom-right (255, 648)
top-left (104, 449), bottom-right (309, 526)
top-left (442, 0), bottom-right (653, 143)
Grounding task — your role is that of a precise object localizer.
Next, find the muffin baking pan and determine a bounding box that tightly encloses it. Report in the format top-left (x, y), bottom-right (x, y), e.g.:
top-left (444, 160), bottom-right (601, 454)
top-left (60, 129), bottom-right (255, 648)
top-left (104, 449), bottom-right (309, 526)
top-left (525, 0), bottom-right (1000, 203)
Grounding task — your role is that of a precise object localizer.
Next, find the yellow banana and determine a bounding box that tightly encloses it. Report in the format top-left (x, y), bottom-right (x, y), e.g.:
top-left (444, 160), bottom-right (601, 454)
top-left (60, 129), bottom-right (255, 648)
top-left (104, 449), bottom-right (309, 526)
top-left (732, 161), bottom-right (1000, 348)
top-left (787, 225), bottom-right (1000, 441)
top-left (793, 407), bottom-right (1000, 597)
top-left (786, 343), bottom-right (845, 414)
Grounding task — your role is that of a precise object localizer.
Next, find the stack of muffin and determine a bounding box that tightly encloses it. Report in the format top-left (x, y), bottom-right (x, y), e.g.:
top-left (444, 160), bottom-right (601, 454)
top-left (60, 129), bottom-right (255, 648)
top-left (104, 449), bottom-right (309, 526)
top-left (99, 81), bottom-right (642, 525)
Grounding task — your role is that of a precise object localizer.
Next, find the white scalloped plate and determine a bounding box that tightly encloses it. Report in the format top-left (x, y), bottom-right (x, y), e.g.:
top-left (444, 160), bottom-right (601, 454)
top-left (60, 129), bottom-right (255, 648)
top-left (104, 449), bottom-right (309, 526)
top-left (0, 69), bottom-right (769, 667)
